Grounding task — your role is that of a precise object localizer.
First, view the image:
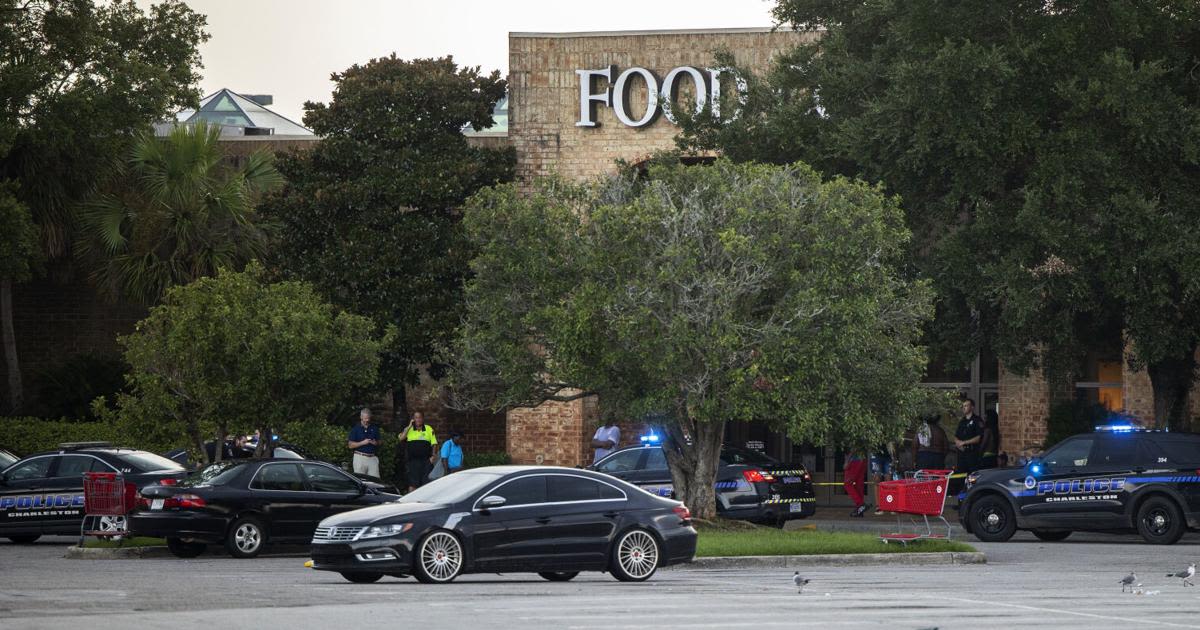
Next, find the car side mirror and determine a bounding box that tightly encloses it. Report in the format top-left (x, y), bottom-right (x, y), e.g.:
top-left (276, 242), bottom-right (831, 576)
top-left (479, 495), bottom-right (506, 510)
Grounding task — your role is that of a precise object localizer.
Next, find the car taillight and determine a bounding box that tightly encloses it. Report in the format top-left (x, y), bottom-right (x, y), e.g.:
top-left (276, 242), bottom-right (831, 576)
top-left (136, 494), bottom-right (150, 509)
top-left (159, 477), bottom-right (177, 486)
top-left (672, 505), bottom-right (691, 523)
top-left (743, 469), bottom-right (776, 483)
top-left (164, 494), bottom-right (206, 509)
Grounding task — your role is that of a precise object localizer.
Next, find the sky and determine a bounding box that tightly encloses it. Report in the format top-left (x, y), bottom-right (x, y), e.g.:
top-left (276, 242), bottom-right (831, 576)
top-left (168, 0), bottom-right (778, 126)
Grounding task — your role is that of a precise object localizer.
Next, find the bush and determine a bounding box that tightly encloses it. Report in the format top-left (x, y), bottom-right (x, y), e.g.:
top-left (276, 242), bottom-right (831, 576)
top-left (33, 353), bottom-right (129, 420)
top-left (464, 450), bottom-right (511, 469)
top-left (0, 416), bottom-right (149, 456)
top-left (1043, 398), bottom-right (1109, 448)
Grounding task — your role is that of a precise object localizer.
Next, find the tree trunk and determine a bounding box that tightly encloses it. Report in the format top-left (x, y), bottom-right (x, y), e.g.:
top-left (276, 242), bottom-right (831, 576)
top-left (664, 419), bottom-right (725, 520)
top-left (188, 417), bottom-right (207, 465)
top-left (1147, 348), bottom-right (1197, 432)
top-left (0, 278), bottom-right (23, 414)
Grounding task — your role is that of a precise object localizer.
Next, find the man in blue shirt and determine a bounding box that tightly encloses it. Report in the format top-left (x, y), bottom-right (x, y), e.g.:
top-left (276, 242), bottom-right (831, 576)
top-left (439, 430), bottom-right (465, 474)
top-left (347, 407), bottom-right (381, 477)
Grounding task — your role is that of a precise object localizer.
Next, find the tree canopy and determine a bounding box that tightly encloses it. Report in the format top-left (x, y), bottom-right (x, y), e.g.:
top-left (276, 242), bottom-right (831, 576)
top-left (453, 160), bottom-right (933, 517)
top-left (679, 1), bottom-right (1200, 428)
top-left (113, 264), bottom-right (388, 462)
top-left (260, 55), bottom-right (513, 418)
top-left (77, 120), bottom-right (282, 304)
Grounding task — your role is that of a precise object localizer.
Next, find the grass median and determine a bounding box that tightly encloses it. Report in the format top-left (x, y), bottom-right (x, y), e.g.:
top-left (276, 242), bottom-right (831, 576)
top-left (694, 520), bottom-right (975, 557)
top-left (82, 536), bottom-right (166, 549)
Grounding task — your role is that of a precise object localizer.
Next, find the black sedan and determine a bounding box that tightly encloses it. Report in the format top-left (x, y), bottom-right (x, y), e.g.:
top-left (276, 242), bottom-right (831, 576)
top-left (589, 443), bottom-right (815, 525)
top-left (129, 459), bottom-right (400, 558)
top-left (0, 442), bottom-right (187, 543)
top-left (165, 442), bottom-right (400, 495)
top-left (309, 466), bottom-right (697, 584)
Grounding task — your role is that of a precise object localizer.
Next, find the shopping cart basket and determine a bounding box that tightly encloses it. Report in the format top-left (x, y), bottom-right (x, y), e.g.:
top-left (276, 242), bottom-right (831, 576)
top-left (79, 471), bottom-right (135, 545)
top-left (876, 469), bottom-right (954, 544)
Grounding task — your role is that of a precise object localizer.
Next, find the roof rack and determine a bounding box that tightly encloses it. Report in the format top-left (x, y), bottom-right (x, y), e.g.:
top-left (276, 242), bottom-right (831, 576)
top-left (57, 441), bottom-right (113, 450)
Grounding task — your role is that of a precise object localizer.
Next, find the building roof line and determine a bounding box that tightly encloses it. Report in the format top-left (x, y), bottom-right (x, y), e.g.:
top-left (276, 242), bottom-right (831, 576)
top-left (509, 26), bottom-right (795, 39)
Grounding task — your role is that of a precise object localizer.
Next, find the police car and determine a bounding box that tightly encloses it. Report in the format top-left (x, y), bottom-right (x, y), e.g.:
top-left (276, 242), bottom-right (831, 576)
top-left (959, 424), bottom-right (1200, 544)
top-left (588, 438), bottom-right (816, 525)
top-left (0, 442), bottom-right (186, 543)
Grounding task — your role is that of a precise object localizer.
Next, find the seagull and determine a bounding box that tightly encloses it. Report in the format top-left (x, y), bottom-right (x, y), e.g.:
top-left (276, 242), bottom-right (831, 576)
top-left (1119, 571), bottom-right (1137, 592)
top-left (792, 571), bottom-right (811, 594)
top-left (1166, 563), bottom-right (1195, 587)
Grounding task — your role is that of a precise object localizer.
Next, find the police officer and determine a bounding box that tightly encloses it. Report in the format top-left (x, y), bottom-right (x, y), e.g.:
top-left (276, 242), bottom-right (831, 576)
top-left (347, 407), bottom-right (381, 477)
top-left (399, 412), bottom-right (438, 492)
top-left (954, 399), bottom-right (984, 473)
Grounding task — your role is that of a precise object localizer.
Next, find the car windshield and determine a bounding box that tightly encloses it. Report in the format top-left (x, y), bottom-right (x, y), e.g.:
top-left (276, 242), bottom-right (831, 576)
top-left (721, 447), bottom-right (778, 466)
top-left (400, 471), bottom-right (505, 505)
top-left (180, 461), bottom-right (246, 487)
top-left (113, 450), bottom-right (186, 473)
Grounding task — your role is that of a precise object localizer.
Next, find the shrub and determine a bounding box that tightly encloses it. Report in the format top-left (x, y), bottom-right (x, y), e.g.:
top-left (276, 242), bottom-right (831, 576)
top-left (464, 450), bottom-right (511, 469)
top-left (32, 353), bottom-right (129, 420)
top-left (1043, 398), bottom-right (1109, 448)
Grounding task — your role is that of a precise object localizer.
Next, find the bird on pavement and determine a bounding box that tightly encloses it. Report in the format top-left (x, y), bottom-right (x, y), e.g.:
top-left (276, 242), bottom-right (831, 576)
top-left (792, 572), bottom-right (811, 594)
top-left (1119, 572), bottom-right (1137, 593)
top-left (1165, 563), bottom-right (1195, 587)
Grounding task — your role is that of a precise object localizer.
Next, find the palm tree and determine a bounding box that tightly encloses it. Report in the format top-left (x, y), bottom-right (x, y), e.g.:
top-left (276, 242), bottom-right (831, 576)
top-left (77, 120), bottom-right (283, 304)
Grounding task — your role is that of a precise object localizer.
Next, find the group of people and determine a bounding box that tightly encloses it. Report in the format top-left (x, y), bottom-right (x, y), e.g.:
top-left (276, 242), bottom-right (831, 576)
top-left (347, 408), bottom-right (465, 492)
top-left (843, 398), bottom-right (1004, 517)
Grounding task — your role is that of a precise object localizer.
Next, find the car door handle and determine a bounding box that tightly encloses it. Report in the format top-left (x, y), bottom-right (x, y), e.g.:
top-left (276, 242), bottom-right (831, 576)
top-left (536, 517), bottom-right (552, 524)
top-left (603, 512), bottom-right (620, 519)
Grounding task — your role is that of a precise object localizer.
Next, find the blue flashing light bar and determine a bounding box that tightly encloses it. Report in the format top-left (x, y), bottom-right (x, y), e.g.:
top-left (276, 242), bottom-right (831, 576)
top-left (1095, 423), bottom-right (1138, 433)
top-left (640, 433), bottom-right (661, 444)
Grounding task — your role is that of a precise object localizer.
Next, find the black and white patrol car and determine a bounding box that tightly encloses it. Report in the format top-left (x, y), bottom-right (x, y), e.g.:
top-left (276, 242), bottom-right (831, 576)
top-left (588, 440), bottom-right (815, 525)
top-left (960, 425), bottom-right (1200, 544)
top-left (0, 442), bottom-right (186, 543)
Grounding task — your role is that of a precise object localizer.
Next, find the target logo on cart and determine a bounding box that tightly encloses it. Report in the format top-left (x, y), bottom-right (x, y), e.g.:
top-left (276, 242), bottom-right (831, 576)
top-left (885, 494), bottom-right (894, 503)
top-left (936, 485), bottom-right (943, 494)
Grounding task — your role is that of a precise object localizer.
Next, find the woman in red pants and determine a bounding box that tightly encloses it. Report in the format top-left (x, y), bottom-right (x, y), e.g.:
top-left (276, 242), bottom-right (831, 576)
top-left (843, 450), bottom-right (868, 517)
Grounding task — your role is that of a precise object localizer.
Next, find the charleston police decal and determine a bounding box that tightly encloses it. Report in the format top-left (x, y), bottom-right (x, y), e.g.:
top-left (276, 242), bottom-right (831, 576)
top-left (0, 493), bottom-right (85, 518)
top-left (1035, 477), bottom-right (1126, 503)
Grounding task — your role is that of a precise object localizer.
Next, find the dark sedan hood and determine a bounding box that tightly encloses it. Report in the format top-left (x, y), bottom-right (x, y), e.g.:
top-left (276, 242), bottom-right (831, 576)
top-left (319, 501), bottom-right (446, 527)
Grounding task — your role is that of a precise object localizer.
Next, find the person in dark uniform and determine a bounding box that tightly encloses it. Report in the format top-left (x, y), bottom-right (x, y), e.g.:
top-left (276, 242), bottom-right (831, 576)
top-left (954, 399), bottom-right (984, 473)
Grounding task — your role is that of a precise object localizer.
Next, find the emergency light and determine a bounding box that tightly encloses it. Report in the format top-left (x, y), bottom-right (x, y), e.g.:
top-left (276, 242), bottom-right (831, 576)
top-left (640, 433), bottom-right (660, 444)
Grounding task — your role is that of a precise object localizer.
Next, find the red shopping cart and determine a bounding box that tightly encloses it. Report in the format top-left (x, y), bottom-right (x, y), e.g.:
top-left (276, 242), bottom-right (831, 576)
top-left (79, 472), bottom-right (136, 545)
top-left (876, 469), bottom-right (954, 544)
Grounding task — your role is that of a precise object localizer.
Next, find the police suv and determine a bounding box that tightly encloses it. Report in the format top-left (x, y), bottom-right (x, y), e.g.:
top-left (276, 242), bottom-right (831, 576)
top-left (0, 442), bottom-right (186, 543)
top-left (959, 425), bottom-right (1200, 544)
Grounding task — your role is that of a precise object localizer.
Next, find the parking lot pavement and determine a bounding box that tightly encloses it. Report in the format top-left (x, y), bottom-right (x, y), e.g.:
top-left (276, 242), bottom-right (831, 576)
top-left (5, 534), bottom-right (1200, 629)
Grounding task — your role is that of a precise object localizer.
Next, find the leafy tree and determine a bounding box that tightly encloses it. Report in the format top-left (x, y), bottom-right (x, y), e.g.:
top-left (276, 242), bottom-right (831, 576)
top-left (261, 55), bottom-right (513, 421)
top-left (679, 1), bottom-right (1200, 430)
top-left (0, 0), bottom-right (207, 411)
top-left (76, 120), bottom-right (282, 304)
top-left (0, 182), bottom-right (39, 412)
top-left (453, 160), bottom-right (933, 518)
top-left (113, 264), bottom-right (387, 462)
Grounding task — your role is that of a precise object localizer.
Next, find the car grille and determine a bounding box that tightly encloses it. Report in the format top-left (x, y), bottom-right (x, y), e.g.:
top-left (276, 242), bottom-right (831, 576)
top-left (312, 526), bottom-right (364, 543)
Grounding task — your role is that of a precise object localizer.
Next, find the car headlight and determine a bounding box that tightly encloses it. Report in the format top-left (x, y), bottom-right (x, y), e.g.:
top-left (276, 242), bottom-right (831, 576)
top-left (355, 523), bottom-right (412, 540)
top-left (965, 472), bottom-right (980, 489)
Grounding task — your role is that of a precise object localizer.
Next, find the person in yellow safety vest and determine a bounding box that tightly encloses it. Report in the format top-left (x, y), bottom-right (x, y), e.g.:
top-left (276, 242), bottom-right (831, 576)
top-left (399, 412), bottom-right (438, 492)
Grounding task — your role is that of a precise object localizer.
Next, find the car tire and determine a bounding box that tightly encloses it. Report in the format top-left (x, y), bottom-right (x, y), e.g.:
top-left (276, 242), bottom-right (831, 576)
top-left (1031, 530), bottom-right (1072, 542)
top-left (413, 530), bottom-right (464, 584)
top-left (538, 571), bottom-right (579, 582)
top-left (6, 534), bottom-right (40, 544)
top-left (340, 572), bottom-right (383, 583)
top-left (1136, 496), bottom-right (1185, 545)
top-left (610, 528), bottom-right (660, 582)
top-left (167, 537), bottom-right (206, 558)
top-left (968, 495), bottom-right (1016, 542)
top-left (225, 516), bottom-right (266, 558)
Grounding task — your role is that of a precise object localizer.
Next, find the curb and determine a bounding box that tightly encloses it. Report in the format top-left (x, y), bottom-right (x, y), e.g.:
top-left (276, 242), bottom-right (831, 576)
top-left (65, 545), bottom-right (172, 559)
top-left (677, 551), bottom-right (986, 569)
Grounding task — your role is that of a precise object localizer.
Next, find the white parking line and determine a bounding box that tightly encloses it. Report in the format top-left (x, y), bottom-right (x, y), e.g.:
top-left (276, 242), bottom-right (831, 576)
top-left (931, 595), bottom-right (1200, 629)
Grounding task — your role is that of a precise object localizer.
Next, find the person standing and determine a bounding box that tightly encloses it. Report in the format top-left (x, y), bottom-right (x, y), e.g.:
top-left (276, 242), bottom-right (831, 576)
top-left (347, 407), bottom-right (381, 478)
top-left (954, 399), bottom-right (984, 474)
top-left (912, 414), bottom-right (949, 469)
top-left (399, 412), bottom-right (438, 492)
top-left (439, 430), bottom-right (465, 474)
top-left (870, 443), bottom-right (896, 515)
top-left (843, 449), bottom-right (868, 517)
top-left (591, 420), bottom-right (621, 464)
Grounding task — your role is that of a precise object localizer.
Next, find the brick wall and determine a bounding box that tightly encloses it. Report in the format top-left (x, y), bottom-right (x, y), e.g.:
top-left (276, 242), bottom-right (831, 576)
top-left (0, 278), bottom-right (146, 412)
top-left (998, 363), bottom-right (1049, 457)
top-left (506, 395), bottom-right (588, 466)
top-left (509, 28), bottom-right (813, 184)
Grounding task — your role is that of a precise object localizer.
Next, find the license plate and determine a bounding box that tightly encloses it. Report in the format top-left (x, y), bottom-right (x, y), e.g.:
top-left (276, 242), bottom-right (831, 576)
top-left (151, 499), bottom-right (164, 511)
top-left (789, 503), bottom-right (805, 513)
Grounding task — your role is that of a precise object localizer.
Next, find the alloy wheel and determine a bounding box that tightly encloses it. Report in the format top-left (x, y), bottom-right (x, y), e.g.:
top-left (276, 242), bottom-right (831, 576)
top-left (419, 532), bottom-right (463, 582)
top-left (234, 522), bottom-right (262, 554)
top-left (617, 530), bottom-right (659, 580)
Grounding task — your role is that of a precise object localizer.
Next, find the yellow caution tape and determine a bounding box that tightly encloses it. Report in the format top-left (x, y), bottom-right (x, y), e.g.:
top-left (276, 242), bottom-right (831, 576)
top-left (812, 473), bottom-right (966, 486)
